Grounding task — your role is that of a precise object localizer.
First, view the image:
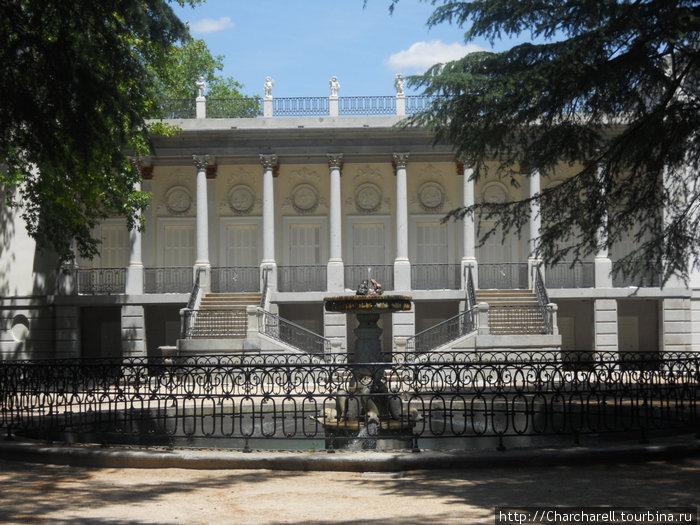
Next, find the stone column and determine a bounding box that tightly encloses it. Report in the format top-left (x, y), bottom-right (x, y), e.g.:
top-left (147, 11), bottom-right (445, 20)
top-left (594, 163), bottom-right (613, 287)
top-left (393, 152), bottom-right (410, 291)
top-left (260, 154), bottom-right (278, 291)
top-left (392, 153), bottom-right (414, 345)
top-left (327, 154), bottom-right (344, 291)
top-left (460, 162), bottom-right (478, 290)
top-left (125, 174), bottom-right (144, 295)
top-left (193, 155), bottom-right (213, 292)
top-left (121, 304), bottom-right (146, 357)
top-left (527, 169), bottom-right (543, 288)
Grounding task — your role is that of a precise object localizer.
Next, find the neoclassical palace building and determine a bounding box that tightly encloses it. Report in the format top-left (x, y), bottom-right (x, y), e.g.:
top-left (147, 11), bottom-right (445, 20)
top-left (1, 77), bottom-right (698, 360)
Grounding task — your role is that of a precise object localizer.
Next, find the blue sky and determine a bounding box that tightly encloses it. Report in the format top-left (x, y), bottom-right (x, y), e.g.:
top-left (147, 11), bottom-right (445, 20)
top-left (171, 0), bottom-right (502, 98)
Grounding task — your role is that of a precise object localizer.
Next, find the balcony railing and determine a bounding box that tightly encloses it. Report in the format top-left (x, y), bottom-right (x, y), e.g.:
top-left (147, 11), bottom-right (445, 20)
top-left (211, 266), bottom-right (260, 293)
top-left (612, 268), bottom-right (661, 287)
top-left (277, 265), bottom-right (327, 292)
top-left (344, 265), bottom-right (394, 291)
top-left (411, 264), bottom-right (460, 290)
top-left (545, 262), bottom-right (595, 288)
top-left (151, 98), bottom-right (196, 119)
top-left (76, 268), bottom-right (126, 294)
top-left (405, 95), bottom-right (438, 115)
top-left (273, 97), bottom-right (329, 117)
top-left (206, 98), bottom-right (262, 118)
top-left (338, 96), bottom-right (396, 116)
top-left (478, 263), bottom-right (529, 289)
top-left (144, 267), bottom-right (193, 294)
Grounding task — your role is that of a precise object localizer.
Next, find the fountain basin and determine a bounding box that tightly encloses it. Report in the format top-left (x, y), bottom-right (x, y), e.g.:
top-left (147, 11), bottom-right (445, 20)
top-left (324, 295), bottom-right (412, 314)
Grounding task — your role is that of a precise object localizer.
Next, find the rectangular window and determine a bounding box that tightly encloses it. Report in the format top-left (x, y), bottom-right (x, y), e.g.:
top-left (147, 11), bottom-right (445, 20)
top-left (226, 223), bottom-right (259, 267)
top-left (163, 225), bottom-right (195, 267)
top-left (352, 222), bottom-right (386, 265)
top-left (415, 221), bottom-right (447, 264)
top-left (289, 223), bottom-right (321, 265)
top-left (100, 225), bottom-right (129, 268)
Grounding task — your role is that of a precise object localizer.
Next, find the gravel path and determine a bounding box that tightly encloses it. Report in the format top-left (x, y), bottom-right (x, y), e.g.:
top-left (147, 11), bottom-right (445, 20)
top-left (0, 457), bottom-right (698, 524)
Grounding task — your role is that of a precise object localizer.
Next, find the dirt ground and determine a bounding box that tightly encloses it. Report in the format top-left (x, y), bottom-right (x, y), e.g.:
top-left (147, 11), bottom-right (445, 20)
top-left (0, 457), bottom-right (698, 524)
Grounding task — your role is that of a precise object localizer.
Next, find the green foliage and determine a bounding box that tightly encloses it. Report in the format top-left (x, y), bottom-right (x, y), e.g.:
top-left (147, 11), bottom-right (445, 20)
top-left (396, 0), bottom-right (700, 283)
top-left (150, 38), bottom-right (261, 118)
top-left (0, 0), bottom-right (203, 261)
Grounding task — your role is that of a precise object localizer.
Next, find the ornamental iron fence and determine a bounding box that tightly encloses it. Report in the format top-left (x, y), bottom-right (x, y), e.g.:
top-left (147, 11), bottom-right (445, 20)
top-left (152, 99), bottom-right (196, 119)
top-left (1, 351), bottom-right (697, 451)
top-left (76, 268), bottom-right (126, 295)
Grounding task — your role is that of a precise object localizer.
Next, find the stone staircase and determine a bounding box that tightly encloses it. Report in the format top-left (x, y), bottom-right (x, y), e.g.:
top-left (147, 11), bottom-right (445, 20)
top-left (188, 292), bottom-right (261, 338)
top-left (475, 289), bottom-right (548, 335)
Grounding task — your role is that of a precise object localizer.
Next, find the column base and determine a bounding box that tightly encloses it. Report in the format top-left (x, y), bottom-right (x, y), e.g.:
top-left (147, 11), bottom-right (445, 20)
top-left (461, 258), bottom-right (478, 290)
top-left (125, 265), bottom-right (144, 295)
top-left (327, 260), bottom-right (345, 292)
top-left (393, 259), bottom-right (411, 292)
top-left (594, 256), bottom-right (613, 288)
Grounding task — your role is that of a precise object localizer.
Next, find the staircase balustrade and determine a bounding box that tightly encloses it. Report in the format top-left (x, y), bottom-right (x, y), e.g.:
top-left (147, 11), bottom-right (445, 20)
top-left (257, 309), bottom-right (330, 355)
top-left (406, 306), bottom-right (478, 355)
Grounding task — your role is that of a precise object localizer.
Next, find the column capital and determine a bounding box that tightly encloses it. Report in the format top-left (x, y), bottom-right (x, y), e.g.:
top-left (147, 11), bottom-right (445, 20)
top-left (327, 153), bottom-right (343, 170)
top-left (392, 152), bottom-right (409, 171)
top-left (193, 154), bottom-right (215, 171)
top-left (259, 154), bottom-right (279, 170)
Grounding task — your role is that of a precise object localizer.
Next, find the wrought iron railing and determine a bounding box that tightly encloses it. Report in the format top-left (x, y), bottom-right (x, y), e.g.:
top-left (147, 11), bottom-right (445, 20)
top-left (344, 265), bottom-right (394, 291)
top-left (273, 97), bottom-right (329, 116)
top-left (182, 309), bottom-right (247, 338)
top-left (260, 267), bottom-right (270, 309)
top-left (258, 309), bottom-right (330, 355)
top-left (2, 351), bottom-right (697, 450)
top-left (144, 267), bottom-right (193, 294)
top-left (612, 266), bottom-right (661, 287)
top-left (411, 264), bottom-right (460, 290)
top-left (545, 262), bottom-right (595, 288)
top-left (338, 96), bottom-right (396, 116)
top-left (478, 263), bottom-right (529, 289)
top-left (405, 95), bottom-right (439, 115)
top-left (406, 306), bottom-right (477, 355)
top-left (211, 266), bottom-right (260, 293)
top-left (534, 266), bottom-right (554, 334)
top-left (206, 98), bottom-right (262, 118)
top-left (466, 266), bottom-right (476, 308)
top-left (76, 268), bottom-right (126, 294)
top-left (277, 265), bottom-right (327, 292)
top-left (186, 268), bottom-right (203, 311)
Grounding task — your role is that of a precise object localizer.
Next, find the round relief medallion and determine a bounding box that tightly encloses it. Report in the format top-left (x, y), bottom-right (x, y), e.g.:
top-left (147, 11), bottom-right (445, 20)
top-left (482, 182), bottom-right (508, 204)
top-left (164, 186), bottom-right (192, 215)
top-left (229, 185), bottom-right (255, 214)
top-left (418, 182), bottom-right (445, 211)
top-left (355, 183), bottom-right (382, 213)
top-left (291, 183), bottom-right (319, 214)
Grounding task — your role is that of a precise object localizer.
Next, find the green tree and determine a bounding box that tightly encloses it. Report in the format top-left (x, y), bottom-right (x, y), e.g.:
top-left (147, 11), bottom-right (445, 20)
top-left (151, 38), bottom-right (261, 118)
top-left (393, 0), bottom-right (699, 283)
top-left (0, 0), bottom-right (224, 262)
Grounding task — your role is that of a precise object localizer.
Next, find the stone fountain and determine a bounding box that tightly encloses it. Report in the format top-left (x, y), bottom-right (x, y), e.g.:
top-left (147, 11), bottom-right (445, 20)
top-left (323, 279), bottom-right (416, 449)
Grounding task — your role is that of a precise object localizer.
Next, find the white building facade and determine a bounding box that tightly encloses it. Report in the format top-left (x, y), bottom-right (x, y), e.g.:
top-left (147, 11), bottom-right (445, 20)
top-left (1, 78), bottom-right (698, 360)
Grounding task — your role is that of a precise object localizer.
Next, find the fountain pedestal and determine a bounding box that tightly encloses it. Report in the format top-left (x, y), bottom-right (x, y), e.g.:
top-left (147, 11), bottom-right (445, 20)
top-left (323, 294), bottom-right (415, 449)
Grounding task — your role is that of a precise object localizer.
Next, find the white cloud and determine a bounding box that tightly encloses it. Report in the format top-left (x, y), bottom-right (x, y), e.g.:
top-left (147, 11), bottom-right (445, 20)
top-left (190, 17), bottom-right (234, 34)
top-left (386, 40), bottom-right (485, 72)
